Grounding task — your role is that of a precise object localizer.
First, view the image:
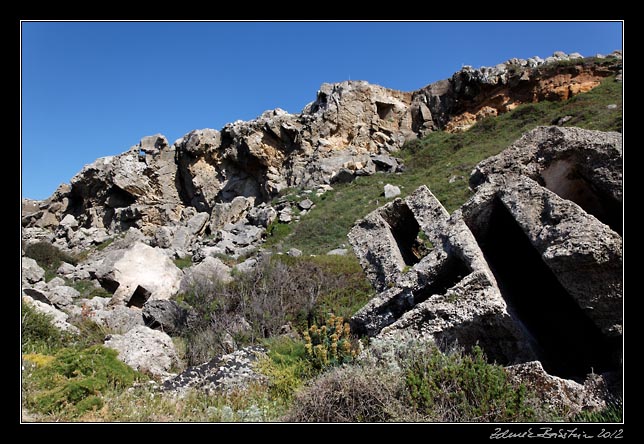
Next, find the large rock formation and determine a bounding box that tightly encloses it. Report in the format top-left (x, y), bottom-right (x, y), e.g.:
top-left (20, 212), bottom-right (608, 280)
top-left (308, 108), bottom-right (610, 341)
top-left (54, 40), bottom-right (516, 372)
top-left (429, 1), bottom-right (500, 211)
top-left (22, 52), bottom-right (621, 245)
top-left (349, 126), bottom-right (622, 388)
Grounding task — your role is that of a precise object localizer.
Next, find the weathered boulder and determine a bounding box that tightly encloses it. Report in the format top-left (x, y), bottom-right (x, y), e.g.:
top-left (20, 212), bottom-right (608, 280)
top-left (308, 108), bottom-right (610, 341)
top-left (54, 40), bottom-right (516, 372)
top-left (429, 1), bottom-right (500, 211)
top-left (180, 256), bottom-right (233, 292)
top-left (91, 305), bottom-right (145, 334)
top-left (506, 361), bottom-right (609, 417)
top-left (47, 285), bottom-right (80, 310)
top-left (246, 204), bottom-right (277, 228)
top-left (383, 184), bottom-right (401, 199)
top-left (298, 198), bottom-right (314, 211)
top-left (142, 300), bottom-right (193, 335)
top-left (22, 295), bottom-right (80, 334)
top-left (467, 126), bottom-right (622, 337)
top-left (287, 248), bottom-right (302, 257)
top-left (94, 242), bottom-right (183, 306)
top-left (104, 325), bottom-right (180, 378)
top-left (56, 262), bottom-right (76, 276)
top-left (350, 186), bottom-right (534, 365)
top-left (162, 346), bottom-right (267, 395)
top-left (22, 257), bottom-right (45, 284)
top-left (210, 196), bottom-right (253, 232)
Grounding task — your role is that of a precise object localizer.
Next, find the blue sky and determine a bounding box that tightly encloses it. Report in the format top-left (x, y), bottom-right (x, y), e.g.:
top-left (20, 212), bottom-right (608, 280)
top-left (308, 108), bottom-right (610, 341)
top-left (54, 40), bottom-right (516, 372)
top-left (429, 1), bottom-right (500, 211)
top-left (21, 21), bottom-right (623, 200)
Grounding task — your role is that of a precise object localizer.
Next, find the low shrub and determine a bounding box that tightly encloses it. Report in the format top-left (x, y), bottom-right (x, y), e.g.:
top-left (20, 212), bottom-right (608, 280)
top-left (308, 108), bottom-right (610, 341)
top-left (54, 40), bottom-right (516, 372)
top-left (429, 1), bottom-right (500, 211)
top-left (303, 314), bottom-right (360, 369)
top-left (24, 240), bottom-right (78, 269)
top-left (257, 336), bottom-right (316, 402)
top-left (574, 397), bottom-right (623, 423)
top-left (284, 364), bottom-right (410, 422)
top-left (403, 345), bottom-right (541, 422)
top-left (24, 345), bottom-right (140, 416)
top-left (177, 255), bottom-right (371, 366)
top-left (21, 302), bottom-right (71, 354)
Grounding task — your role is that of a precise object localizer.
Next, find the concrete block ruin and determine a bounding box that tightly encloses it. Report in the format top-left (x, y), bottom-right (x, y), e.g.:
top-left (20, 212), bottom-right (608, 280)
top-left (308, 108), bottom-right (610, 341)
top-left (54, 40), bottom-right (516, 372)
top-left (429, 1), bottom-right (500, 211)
top-left (349, 126), bottom-right (622, 383)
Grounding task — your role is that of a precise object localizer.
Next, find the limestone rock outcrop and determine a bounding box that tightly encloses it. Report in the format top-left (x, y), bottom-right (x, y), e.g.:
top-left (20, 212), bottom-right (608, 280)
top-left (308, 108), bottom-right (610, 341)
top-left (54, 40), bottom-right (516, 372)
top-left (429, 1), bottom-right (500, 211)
top-left (22, 52), bottom-right (621, 246)
top-left (349, 126), bottom-right (622, 385)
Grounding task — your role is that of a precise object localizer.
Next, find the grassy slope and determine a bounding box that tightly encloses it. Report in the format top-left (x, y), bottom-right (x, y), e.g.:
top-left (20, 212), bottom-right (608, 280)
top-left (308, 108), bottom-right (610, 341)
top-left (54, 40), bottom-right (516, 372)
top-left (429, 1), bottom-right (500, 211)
top-left (268, 75), bottom-right (622, 255)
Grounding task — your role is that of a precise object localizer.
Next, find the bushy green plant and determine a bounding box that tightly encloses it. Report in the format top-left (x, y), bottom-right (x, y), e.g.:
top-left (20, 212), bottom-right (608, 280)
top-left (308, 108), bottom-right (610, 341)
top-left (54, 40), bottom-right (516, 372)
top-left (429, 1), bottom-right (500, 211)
top-left (403, 345), bottom-right (539, 422)
top-left (258, 336), bottom-right (316, 402)
top-left (303, 314), bottom-right (360, 369)
top-left (24, 240), bottom-right (78, 269)
top-left (24, 345), bottom-right (140, 416)
top-left (21, 302), bottom-right (71, 354)
top-left (173, 256), bottom-right (193, 269)
top-left (574, 398), bottom-right (623, 422)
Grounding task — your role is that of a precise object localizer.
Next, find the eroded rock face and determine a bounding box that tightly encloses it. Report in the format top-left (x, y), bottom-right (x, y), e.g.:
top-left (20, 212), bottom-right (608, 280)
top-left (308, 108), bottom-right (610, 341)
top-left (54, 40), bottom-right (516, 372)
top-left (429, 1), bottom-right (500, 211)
top-left (22, 52), bottom-right (620, 244)
top-left (350, 126), bottom-right (622, 385)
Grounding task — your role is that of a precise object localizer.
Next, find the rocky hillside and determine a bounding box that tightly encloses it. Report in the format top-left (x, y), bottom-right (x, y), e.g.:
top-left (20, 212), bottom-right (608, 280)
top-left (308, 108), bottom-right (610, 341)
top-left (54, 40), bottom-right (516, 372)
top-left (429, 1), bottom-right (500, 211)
top-left (22, 51), bottom-right (621, 254)
top-left (21, 50), bottom-right (623, 423)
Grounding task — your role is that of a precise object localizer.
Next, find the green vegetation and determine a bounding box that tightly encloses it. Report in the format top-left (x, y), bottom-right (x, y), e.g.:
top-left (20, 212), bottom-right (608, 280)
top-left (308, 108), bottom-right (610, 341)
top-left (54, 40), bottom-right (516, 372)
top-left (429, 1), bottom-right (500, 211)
top-left (22, 67), bottom-right (622, 423)
top-left (173, 256), bottom-right (193, 269)
top-left (175, 254), bottom-right (374, 366)
top-left (573, 398), bottom-right (623, 423)
top-left (23, 346), bottom-right (140, 417)
top-left (95, 237), bottom-right (115, 251)
top-left (303, 314), bottom-right (360, 369)
top-left (24, 241), bottom-right (78, 281)
top-left (258, 336), bottom-right (316, 402)
top-left (22, 302), bottom-right (71, 355)
top-left (69, 279), bottom-right (112, 299)
top-left (265, 75), bottom-right (622, 255)
top-left (404, 345), bottom-right (541, 421)
top-left (286, 341), bottom-right (554, 422)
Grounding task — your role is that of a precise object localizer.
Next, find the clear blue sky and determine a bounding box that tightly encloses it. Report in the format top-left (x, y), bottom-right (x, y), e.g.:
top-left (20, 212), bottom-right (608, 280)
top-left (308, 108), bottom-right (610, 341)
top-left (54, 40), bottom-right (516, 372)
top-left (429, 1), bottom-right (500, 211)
top-left (21, 21), bottom-right (623, 200)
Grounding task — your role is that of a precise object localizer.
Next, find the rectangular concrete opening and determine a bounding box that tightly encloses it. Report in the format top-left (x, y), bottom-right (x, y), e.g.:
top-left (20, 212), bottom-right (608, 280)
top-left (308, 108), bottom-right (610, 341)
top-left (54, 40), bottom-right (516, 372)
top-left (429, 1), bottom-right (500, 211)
top-left (380, 201), bottom-right (423, 266)
top-left (367, 256), bottom-right (471, 333)
top-left (471, 197), bottom-right (620, 380)
top-left (412, 256), bottom-right (470, 305)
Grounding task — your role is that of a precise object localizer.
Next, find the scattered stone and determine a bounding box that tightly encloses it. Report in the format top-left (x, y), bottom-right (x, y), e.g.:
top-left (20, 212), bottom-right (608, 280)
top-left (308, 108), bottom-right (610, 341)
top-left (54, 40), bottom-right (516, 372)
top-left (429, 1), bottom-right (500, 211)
top-left (92, 305), bottom-right (145, 334)
top-left (22, 295), bottom-right (80, 334)
top-left (327, 248), bottom-right (348, 256)
top-left (180, 256), bottom-right (232, 292)
top-left (298, 198), bottom-right (314, 210)
top-left (56, 262), bottom-right (76, 276)
top-left (383, 184), bottom-right (401, 199)
top-left (278, 207), bottom-right (293, 223)
top-left (48, 285), bottom-right (80, 309)
top-left (287, 248), bottom-right (302, 257)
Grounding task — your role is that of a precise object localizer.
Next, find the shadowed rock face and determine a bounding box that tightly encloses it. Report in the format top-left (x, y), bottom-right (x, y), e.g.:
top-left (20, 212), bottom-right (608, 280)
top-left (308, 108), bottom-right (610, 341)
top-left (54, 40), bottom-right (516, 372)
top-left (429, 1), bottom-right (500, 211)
top-left (349, 126), bottom-right (622, 382)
